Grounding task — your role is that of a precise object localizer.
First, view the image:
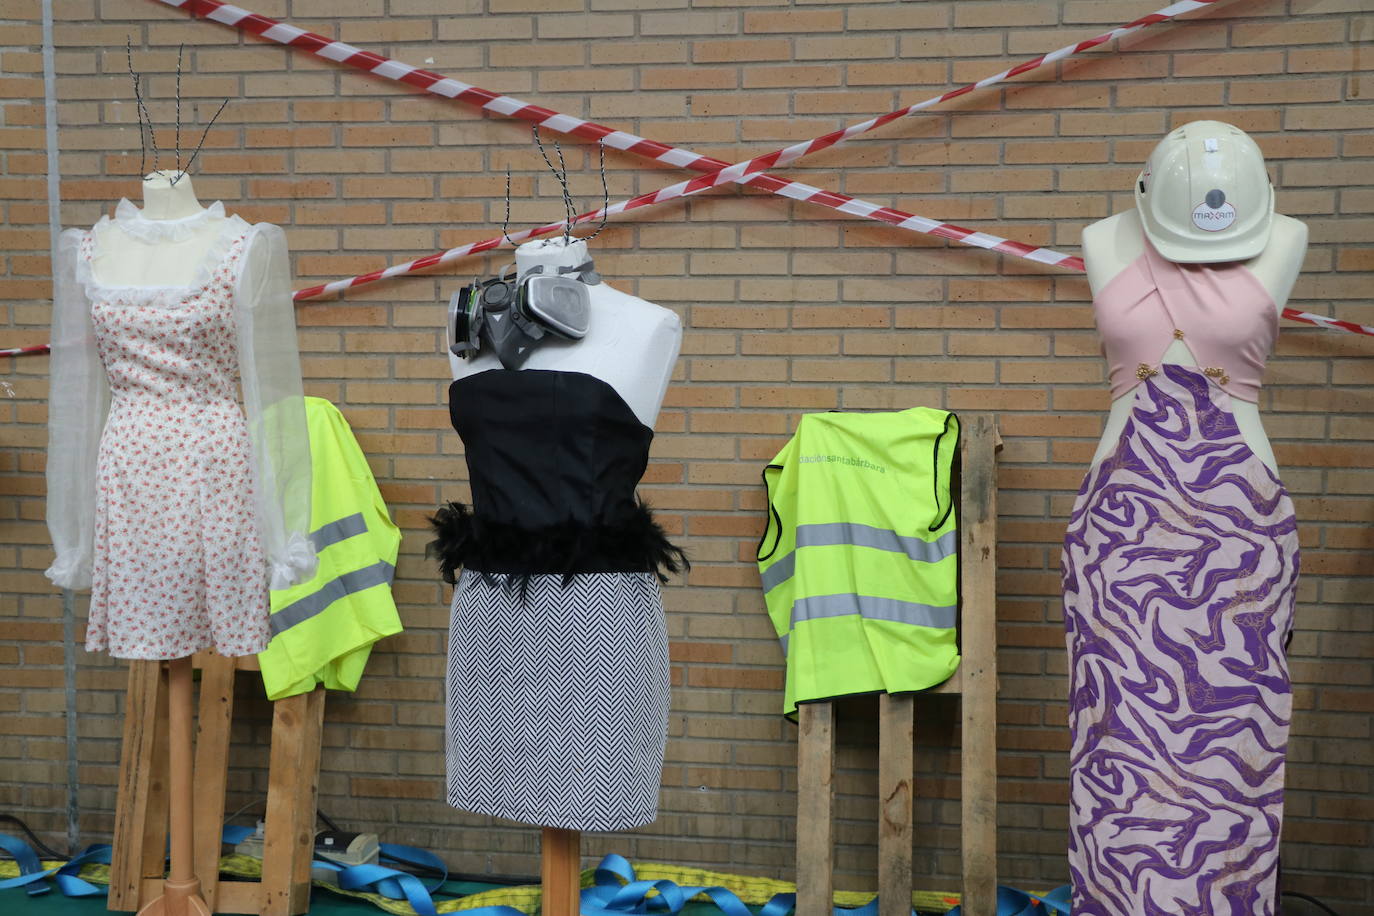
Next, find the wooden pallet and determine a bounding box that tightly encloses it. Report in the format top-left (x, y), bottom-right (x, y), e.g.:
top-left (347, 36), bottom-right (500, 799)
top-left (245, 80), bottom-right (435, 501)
top-left (796, 414), bottom-right (1001, 916)
top-left (108, 652), bottom-right (326, 916)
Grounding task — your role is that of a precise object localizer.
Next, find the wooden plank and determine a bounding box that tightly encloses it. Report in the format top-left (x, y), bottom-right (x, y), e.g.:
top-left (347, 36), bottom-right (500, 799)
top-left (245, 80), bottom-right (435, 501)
top-left (110, 660), bottom-right (168, 911)
top-left (214, 880), bottom-right (265, 914)
top-left (289, 688), bottom-right (327, 910)
top-left (958, 416), bottom-right (1000, 916)
top-left (541, 828), bottom-right (581, 916)
top-left (796, 701), bottom-right (834, 916)
top-left (191, 649), bottom-right (260, 672)
top-left (139, 874), bottom-right (262, 913)
top-left (192, 652), bottom-right (237, 911)
top-left (926, 667), bottom-right (962, 695)
top-left (878, 693), bottom-right (914, 916)
top-left (261, 689), bottom-right (326, 916)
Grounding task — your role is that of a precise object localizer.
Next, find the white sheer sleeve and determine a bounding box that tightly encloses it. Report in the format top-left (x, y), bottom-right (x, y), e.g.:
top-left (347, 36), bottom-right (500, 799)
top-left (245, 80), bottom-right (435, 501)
top-left (45, 228), bottom-right (108, 590)
top-left (236, 223), bottom-right (316, 590)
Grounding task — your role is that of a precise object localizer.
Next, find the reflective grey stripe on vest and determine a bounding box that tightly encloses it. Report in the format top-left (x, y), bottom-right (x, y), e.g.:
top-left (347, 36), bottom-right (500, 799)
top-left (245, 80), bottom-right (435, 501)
top-left (790, 593), bottom-right (956, 631)
top-left (760, 525), bottom-right (956, 592)
top-left (309, 512), bottom-right (368, 551)
top-left (269, 560), bottom-right (396, 636)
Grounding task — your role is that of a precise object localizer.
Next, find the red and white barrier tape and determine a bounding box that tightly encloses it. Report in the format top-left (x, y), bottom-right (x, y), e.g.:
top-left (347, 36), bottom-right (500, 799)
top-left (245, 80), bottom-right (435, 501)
top-left (147, 0), bottom-right (1227, 296)
top-left (147, 0), bottom-right (1246, 293)
top-left (1281, 310), bottom-right (1374, 336)
top-left (160, 0), bottom-right (1213, 285)
top-left (2, 345), bottom-right (53, 358)
top-left (6, 0), bottom-right (1370, 355)
top-left (9, 297), bottom-right (1368, 361)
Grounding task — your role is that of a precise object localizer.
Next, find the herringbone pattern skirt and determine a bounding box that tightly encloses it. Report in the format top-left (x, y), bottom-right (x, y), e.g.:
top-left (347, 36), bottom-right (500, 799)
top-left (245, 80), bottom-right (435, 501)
top-left (444, 569), bottom-right (670, 832)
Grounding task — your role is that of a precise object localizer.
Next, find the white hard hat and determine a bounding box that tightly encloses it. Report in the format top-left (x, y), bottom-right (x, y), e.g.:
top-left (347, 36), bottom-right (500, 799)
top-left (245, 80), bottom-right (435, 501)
top-left (1134, 120), bottom-right (1274, 263)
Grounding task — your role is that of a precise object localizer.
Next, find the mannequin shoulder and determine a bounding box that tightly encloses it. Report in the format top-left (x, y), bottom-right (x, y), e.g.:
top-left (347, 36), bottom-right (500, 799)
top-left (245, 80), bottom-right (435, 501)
top-left (1245, 214), bottom-right (1307, 309)
top-left (586, 284), bottom-right (683, 355)
top-left (592, 284), bottom-right (681, 330)
top-left (1080, 210), bottom-right (1145, 295)
top-left (242, 219), bottom-right (287, 252)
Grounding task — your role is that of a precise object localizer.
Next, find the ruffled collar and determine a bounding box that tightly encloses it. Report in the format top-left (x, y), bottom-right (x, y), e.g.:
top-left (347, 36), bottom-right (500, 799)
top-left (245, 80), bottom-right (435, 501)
top-left (81, 203), bottom-right (249, 298)
top-left (111, 198), bottom-right (227, 243)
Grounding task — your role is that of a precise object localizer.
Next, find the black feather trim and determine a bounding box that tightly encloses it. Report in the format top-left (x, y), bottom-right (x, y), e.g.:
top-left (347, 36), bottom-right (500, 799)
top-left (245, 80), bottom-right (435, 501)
top-left (427, 500), bottom-right (688, 587)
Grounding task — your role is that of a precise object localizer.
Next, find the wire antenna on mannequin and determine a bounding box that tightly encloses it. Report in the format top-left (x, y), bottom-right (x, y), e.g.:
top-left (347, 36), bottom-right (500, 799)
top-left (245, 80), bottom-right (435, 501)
top-left (126, 38), bottom-right (227, 185)
top-left (501, 164), bottom-right (514, 246)
top-left (126, 38), bottom-right (158, 177)
top-left (575, 140), bottom-right (610, 243)
top-left (172, 98), bottom-right (228, 186)
top-left (174, 44), bottom-right (183, 179)
top-left (532, 124), bottom-right (576, 246)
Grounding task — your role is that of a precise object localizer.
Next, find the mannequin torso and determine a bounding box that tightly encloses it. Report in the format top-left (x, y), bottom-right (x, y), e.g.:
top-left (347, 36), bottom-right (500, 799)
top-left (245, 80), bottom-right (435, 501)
top-left (437, 239), bottom-right (683, 836)
top-left (91, 171), bottom-right (227, 287)
top-left (1081, 208), bottom-right (1307, 472)
top-left (448, 237), bottom-right (681, 429)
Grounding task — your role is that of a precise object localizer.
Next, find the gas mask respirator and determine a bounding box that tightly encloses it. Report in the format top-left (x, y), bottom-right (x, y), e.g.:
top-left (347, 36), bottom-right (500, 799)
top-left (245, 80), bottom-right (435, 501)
top-left (448, 262), bottom-right (599, 369)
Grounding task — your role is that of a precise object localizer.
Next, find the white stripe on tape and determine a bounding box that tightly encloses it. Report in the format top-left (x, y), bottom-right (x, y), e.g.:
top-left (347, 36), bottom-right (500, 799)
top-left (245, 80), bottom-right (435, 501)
top-left (427, 78), bottom-right (469, 97)
top-left (540, 113), bottom-right (587, 134)
top-left (658, 148), bottom-right (703, 168)
top-left (261, 23), bottom-right (306, 43)
top-left (207, 3), bottom-right (249, 24)
top-left (317, 42), bottom-right (362, 63)
top-left (483, 95), bottom-right (526, 116)
top-left (371, 59), bottom-right (416, 80)
top-left (598, 131), bottom-right (643, 151)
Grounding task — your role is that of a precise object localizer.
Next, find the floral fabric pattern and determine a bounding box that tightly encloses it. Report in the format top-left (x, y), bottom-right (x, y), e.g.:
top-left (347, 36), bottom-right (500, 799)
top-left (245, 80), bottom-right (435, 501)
top-left (82, 227), bottom-right (270, 659)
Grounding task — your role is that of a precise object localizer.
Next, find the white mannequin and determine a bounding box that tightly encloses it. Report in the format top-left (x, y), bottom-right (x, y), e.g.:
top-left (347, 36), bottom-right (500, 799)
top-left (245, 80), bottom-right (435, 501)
top-left (91, 170), bottom-right (225, 286)
top-left (443, 234), bottom-right (682, 916)
top-left (448, 236), bottom-right (682, 428)
top-left (1081, 208), bottom-right (1306, 473)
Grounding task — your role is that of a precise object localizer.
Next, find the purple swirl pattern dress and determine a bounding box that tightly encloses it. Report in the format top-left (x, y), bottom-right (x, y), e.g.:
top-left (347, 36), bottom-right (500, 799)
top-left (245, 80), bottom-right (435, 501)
top-left (1062, 238), bottom-right (1298, 915)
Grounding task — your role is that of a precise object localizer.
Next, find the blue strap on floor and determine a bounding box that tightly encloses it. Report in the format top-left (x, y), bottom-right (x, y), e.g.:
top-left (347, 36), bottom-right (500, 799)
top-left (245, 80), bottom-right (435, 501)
top-left (585, 855), bottom-right (887, 916)
top-left (945, 884), bottom-right (1072, 916)
top-left (6, 828), bottom-right (1073, 916)
top-left (0, 833), bottom-right (110, 898)
top-left (231, 827), bottom-right (527, 916)
top-left (586, 856), bottom-right (1073, 916)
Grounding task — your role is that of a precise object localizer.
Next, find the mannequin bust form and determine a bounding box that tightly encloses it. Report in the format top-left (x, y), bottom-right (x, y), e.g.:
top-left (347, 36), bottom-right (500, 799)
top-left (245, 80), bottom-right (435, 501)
top-left (438, 234), bottom-right (685, 900)
top-left (1063, 122), bottom-right (1306, 916)
top-left (448, 236), bottom-right (682, 429)
top-left (91, 170), bottom-right (227, 287)
top-left (1081, 208), bottom-right (1306, 473)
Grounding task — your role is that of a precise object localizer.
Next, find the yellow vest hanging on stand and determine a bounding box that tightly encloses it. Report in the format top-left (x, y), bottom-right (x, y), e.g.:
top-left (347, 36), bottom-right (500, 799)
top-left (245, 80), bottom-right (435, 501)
top-left (258, 397), bottom-right (404, 701)
top-left (757, 408), bottom-right (960, 717)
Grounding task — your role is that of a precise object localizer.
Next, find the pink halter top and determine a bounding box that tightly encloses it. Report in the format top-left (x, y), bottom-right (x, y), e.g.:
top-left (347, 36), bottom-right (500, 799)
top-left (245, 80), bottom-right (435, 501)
top-left (1093, 235), bottom-right (1278, 403)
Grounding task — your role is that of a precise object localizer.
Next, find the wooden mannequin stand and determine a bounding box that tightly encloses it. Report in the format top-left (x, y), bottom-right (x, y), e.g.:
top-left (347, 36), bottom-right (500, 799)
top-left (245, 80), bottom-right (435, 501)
top-left (796, 415), bottom-right (1001, 916)
top-left (109, 652), bottom-right (326, 916)
top-left (137, 655), bottom-right (212, 916)
top-left (541, 828), bottom-right (581, 916)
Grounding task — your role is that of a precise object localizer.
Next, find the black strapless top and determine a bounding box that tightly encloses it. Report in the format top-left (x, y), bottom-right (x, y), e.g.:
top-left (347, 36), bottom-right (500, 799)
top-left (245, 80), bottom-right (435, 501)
top-left (429, 369), bottom-right (686, 582)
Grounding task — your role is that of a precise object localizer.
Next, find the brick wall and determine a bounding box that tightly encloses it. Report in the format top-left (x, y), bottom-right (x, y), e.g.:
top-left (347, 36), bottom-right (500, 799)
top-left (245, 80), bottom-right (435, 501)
top-left (3, 0), bottom-right (1373, 911)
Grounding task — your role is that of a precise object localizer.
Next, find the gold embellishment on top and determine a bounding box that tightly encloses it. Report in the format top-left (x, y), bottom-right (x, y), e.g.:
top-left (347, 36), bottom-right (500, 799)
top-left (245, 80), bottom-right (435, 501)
top-left (1136, 363), bottom-right (1158, 380)
top-left (1203, 366), bottom-right (1230, 386)
top-left (1173, 328), bottom-right (1185, 339)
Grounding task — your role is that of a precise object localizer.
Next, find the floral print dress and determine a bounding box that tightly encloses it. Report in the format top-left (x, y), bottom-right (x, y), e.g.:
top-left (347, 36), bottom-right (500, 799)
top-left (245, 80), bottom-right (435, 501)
top-left (81, 223), bottom-right (269, 659)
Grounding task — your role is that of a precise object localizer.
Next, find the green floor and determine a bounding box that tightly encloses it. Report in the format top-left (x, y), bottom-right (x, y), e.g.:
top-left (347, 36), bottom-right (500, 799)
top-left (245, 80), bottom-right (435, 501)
top-left (3, 885), bottom-right (782, 916)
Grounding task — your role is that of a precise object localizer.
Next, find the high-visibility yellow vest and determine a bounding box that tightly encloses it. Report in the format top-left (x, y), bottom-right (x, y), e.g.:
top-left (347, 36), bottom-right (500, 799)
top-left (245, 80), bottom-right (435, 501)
top-left (757, 408), bottom-right (960, 717)
top-left (258, 397), bottom-right (404, 701)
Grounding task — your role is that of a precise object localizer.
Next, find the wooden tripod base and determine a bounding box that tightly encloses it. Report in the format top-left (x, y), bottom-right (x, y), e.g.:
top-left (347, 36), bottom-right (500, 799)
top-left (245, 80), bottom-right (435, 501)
top-left (136, 875), bottom-right (212, 916)
top-left (110, 652), bottom-right (326, 916)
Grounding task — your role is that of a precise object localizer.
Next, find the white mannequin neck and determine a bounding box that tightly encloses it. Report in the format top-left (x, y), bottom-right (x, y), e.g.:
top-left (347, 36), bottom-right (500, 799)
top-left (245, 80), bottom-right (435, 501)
top-left (515, 236), bottom-right (590, 278)
top-left (89, 173), bottom-right (228, 288)
top-left (140, 170), bottom-right (206, 220)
